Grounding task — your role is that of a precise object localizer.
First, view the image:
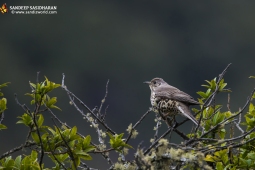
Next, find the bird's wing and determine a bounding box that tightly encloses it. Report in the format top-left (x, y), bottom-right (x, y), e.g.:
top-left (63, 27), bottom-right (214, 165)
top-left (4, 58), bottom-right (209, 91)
top-left (176, 102), bottom-right (198, 125)
top-left (155, 87), bottom-right (200, 105)
top-left (171, 91), bottom-right (200, 105)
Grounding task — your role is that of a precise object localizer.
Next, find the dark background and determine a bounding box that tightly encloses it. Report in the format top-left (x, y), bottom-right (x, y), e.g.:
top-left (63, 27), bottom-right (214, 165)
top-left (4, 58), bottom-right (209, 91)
top-left (1, 1), bottom-right (255, 169)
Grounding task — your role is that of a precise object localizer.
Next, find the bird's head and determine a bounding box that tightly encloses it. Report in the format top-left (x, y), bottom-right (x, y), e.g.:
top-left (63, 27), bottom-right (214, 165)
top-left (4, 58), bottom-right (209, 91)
top-left (144, 77), bottom-right (167, 91)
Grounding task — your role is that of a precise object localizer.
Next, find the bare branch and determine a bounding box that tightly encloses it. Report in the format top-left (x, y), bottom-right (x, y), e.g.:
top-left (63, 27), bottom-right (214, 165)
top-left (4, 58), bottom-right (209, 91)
top-left (102, 105), bottom-right (109, 121)
top-left (0, 142), bottom-right (36, 160)
top-left (61, 73), bottom-right (116, 135)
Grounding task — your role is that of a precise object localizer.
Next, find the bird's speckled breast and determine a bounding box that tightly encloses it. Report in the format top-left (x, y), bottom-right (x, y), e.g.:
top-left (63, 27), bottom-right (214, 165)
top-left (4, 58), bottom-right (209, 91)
top-left (150, 92), bottom-right (157, 106)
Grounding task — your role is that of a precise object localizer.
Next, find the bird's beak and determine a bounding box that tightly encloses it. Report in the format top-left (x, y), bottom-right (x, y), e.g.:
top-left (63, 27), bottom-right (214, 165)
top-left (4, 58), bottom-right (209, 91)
top-left (143, 81), bottom-right (150, 84)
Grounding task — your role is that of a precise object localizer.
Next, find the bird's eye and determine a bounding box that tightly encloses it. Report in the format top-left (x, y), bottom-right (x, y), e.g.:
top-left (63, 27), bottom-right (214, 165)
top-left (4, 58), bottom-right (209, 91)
top-left (153, 81), bottom-right (156, 84)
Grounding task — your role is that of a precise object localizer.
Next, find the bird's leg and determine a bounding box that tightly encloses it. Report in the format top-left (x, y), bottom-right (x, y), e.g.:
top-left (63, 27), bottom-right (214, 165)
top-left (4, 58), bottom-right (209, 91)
top-left (162, 112), bottom-right (170, 118)
top-left (158, 110), bottom-right (166, 120)
top-left (173, 116), bottom-right (177, 128)
top-left (165, 116), bottom-right (175, 127)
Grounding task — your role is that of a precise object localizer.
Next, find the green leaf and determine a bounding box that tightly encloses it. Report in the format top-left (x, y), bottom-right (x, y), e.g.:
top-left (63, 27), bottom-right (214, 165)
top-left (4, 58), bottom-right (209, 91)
top-left (249, 76), bottom-right (255, 79)
top-left (0, 98), bottom-right (7, 111)
top-left (70, 126), bottom-right (77, 138)
top-left (37, 114), bottom-right (44, 128)
top-left (253, 93), bottom-right (255, 99)
top-left (35, 94), bottom-right (41, 102)
top-left (14, 155), bottom-right (21, 168)
top-left (30, 150), bottom-right (38, 161)
top-left (17, 113), bottom-right (33, 127)
top-left (46, 97), bottom-right (57, 107)
top-left (249, 103), bottom-right (254, 112)
top-left (25, 93), bottom-right (34, 98)
top-left (83, 135), bottom-right (91, 146)
top-left (248, 153), bottom-right (255, 160)
top-left (29, 82), bottom-right (36, 89)
top-left (204, 155), bottom-right (215, 162)
top-left (49, 105), bottom-right (62, 111)
top-left (0, 124), bottom-right (7, 130)
top-left (197, 91), bottom-right (207, 98)
top-left (31, 100), bottom-right (35, 105)
top-left (74, 151), bottom-right (92, 160)
top-left (47, 127), bottom-right (56, 135)
top-left (219, 129), bottom-right (226, 139)
top-left (107, 132), bottom-right (132, 152)
top-left (0, 82), bottom-right (10, 89)
top-left (216, 162), bottom-right (224, 170)
top-left (205, 88), bottom-right (212, 96)
top-left (31, 132), bottom-right (40, 144)
top-left (5, 159), bottom-right (14, 169)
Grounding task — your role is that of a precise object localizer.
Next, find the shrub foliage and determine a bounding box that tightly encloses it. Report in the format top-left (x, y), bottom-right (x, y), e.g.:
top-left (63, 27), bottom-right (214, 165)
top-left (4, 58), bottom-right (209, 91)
top-left (1, 64), bottom-right (255, 170)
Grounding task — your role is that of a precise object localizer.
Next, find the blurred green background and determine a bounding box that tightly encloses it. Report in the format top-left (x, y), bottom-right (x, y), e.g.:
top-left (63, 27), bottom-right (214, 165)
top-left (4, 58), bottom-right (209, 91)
top-left (1, 0), bottom-right (255, 169)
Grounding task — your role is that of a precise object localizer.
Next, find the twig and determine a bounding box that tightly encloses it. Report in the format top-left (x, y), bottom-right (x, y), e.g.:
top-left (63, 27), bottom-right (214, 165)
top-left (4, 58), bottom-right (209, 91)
top-left (15, 93), bottom-right (44, 169)
top-left (0, 142), bottom-right (36, 160)
top-left (198, 119), bottom-right (255, 153)
top-left (125, 108), bottom-right (152, 144)
top-left (102, 105), bottom-right (109, 121)
top-left (154, 115), bottom-right (162, 141)
top-left (99, 79), bottom-right (109, 115)
top-left (0, 112), bottom-right (4, 124)
top-left (144, 127), bottom-right (173, 155)
top-left (52, 118), bottom-right (77, 169)
top-left (36, 71), bottom-right (40, 84)
top-left (33, 98), bottom-right (44, 169)
top-left (61, 73), bottom-right (116, 135)
top-left (203, 136), bottom-right (255, 155)
top-left (47, 108), bottom-right (113, 165)
top-left (201, 106), bottom-right (222, 120)
top-left (227, 93), bottom-right (231, 112)
top-left (172, 128), bottom-right (189, 140)
top-left (46, 137), bottom-right (67, 170)
top-left (194, 64), bottom-right (232, 133)
top-left (200, 88), bottom-right (255, 138)
top-left (14, 94), bottom-right (31, 115)
top-left (204, 63), bottom-right (232, 107)
top-left (234, 121), bottom-right (244, 134)
top-left (80, 162), bottom-right (99, 170)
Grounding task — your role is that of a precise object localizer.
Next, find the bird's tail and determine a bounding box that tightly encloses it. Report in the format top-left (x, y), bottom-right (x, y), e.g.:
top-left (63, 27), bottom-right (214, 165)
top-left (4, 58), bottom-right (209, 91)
top-left (177, 103), bottom-right (198, 126)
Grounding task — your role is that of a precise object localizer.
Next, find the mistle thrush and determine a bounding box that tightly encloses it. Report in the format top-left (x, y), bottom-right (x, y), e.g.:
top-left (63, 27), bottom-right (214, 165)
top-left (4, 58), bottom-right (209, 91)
top-left (144, 77), bottom-right (199, 126)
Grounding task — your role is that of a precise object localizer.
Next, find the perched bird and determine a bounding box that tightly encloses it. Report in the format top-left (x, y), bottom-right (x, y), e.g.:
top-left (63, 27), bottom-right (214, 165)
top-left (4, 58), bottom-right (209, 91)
top-left (144, 77), bottom-right (200, 126)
